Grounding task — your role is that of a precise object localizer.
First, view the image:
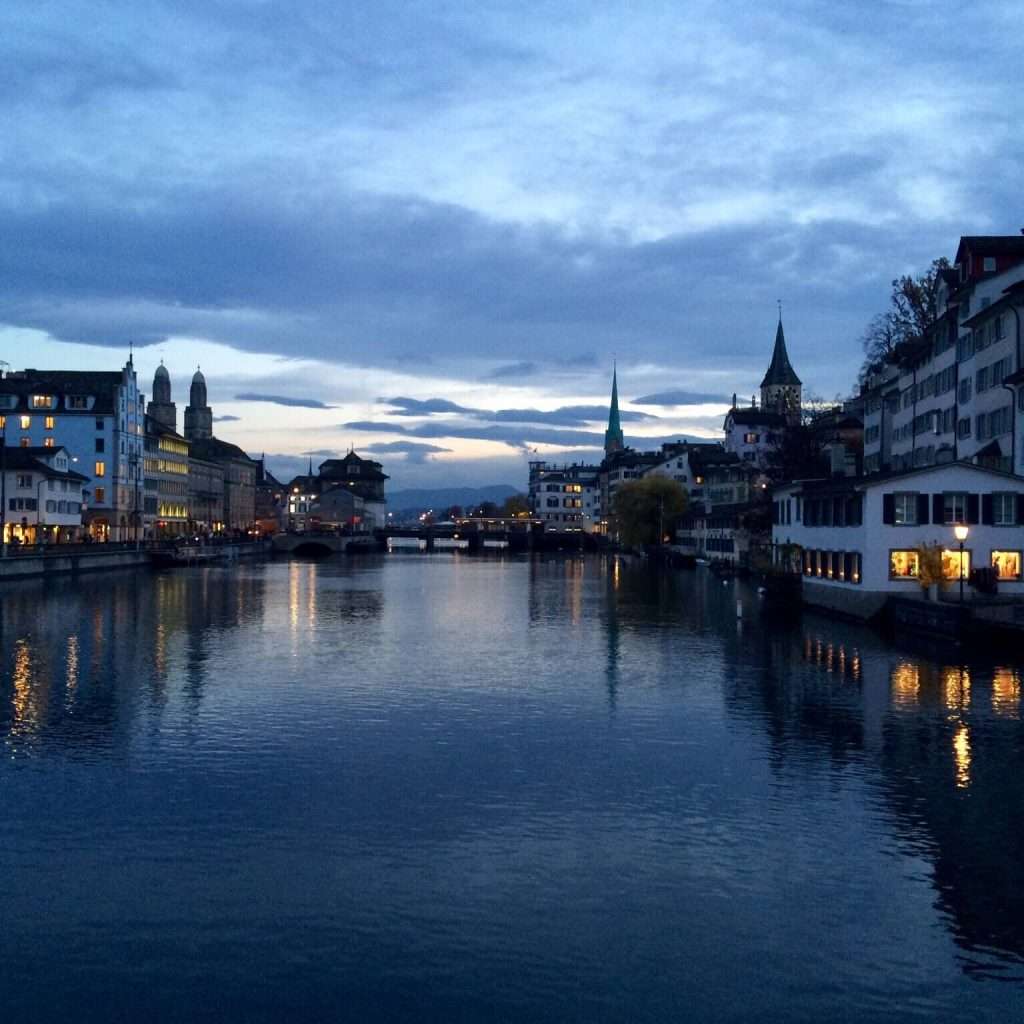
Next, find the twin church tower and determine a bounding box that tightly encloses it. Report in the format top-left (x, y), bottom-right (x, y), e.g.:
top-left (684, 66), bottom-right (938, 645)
top-left (147, 363), bottom-right (213, 441)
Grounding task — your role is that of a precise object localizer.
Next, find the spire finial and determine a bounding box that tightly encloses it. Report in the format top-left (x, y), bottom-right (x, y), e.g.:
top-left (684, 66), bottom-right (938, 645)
top-left (777, 298), bottom-right (782, 322)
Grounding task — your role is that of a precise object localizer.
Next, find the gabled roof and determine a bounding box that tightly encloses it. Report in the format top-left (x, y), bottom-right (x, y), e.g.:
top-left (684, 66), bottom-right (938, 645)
top-left (955, 235), bottom-right (1024, 263)
top-left (760, 319), bottom-right (801, 388)
top-left (189, 436), bottom-right (254, 463)
top-left (2, 447), bottom-right (89, 481)
top-left (726, 408), bottom-right (786, 428)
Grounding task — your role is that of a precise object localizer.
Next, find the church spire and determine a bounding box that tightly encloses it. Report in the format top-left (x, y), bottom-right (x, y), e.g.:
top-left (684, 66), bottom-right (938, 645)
top-left (604, 363), bottom-right (624, 456)
top-left (760, 311), bottom-right (802, 419)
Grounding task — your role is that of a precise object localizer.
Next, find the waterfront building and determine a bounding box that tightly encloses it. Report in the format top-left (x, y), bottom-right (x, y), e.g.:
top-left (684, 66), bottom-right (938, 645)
top-left (254, 457), bottom-right (285, 535)
top-left (316, 452), bottom-right (388, 530)
top-left (0, 359), bottom-right (144, 541)
top-left (143, 416), bottom-right (190, 537)
top-left (189, 437), bottom-right (256, 532)
top-left (771, 461), bottom-right (1024, 618)
top-left (528, 460), bottom-right (601, 532)
top-left (0, 446), bottom-right (89, 545)
top-left (188, 455), bottom-right (225, 534)
top-left (864, 236), bottom-right (1024, 476)
top-left (285, 451), bottom-right (389, 532)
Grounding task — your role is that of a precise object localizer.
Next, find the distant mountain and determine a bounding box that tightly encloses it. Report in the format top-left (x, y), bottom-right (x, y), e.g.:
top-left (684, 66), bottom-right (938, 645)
top-left (387, 484), bottom-right (519, 520)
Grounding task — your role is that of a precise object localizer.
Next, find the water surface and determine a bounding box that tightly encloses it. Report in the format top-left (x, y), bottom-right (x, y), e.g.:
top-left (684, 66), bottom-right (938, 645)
top-left (2, 555), bottom-right (1022, 1022)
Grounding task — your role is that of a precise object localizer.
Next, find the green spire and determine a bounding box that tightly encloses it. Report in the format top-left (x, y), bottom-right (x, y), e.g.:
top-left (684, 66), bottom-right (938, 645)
top-left (605, 364), bottom-right (624, 455)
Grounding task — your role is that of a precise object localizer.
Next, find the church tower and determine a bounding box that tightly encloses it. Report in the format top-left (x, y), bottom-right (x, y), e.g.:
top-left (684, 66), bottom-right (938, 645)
top-left (760, 316), bottom-right (802, 421)
top-left (147, 362), bottom-right (177, 431)
top-left (604, 365), bottom-right (625, 456)
top-left (184, 367), bottom-right (213, 441)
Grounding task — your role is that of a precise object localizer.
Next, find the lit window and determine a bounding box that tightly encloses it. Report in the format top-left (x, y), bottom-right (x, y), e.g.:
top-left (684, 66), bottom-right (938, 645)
top-left (94, 487), bottom-right (106, 503)
top-left (744, 432), bottom-right (759, 443)
top-left (890, 550), bottom-right (920, 579)
top-left (20, 437), bottom-right (30, 447)
top-left (94, 461), bottom-right (106, 477)
top-left (30, 394), bottom-right (55, 409)
top-left (941, 548), bottom-right (970, 580)
top-left (44, 437), bottom-right (55, 448)
top-left (20, 415), bottom-right (30, 429)
top-left (0, 415), bottom-right (5, 429)
top-left (992, 551), bottom-right (1021, 581)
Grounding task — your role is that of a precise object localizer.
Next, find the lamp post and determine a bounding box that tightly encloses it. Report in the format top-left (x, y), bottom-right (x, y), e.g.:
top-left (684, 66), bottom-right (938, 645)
top-left (954, 523), bottom-right (969, 602)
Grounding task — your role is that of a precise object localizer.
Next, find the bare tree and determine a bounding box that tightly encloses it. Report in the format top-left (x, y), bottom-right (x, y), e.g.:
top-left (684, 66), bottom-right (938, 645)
top-left (859, 257), bottom-right (950, 381)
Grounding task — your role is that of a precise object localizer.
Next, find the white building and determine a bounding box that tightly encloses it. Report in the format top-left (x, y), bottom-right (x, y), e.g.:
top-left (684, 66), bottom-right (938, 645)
top-left (771, 462), bottom-right (1024, 618)
top-left (1, 446), bottom-right (89, 545)
top-left (528, 460), bottom-right (601, 532)
top-left (0, 359), bottom-right (144, 541)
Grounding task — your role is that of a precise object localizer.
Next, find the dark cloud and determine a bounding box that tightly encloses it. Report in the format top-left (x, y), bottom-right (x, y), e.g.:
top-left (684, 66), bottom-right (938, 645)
top-left (631, 390), bottom-right (732, 406)
top-left (361, 441), bottom-right (453, 464)
top-left (342, 419), bottom-right (697, 452)
top-left (485, 361), bottom-right (538, 380)
top-left (378, 397), bottom-right (475, 416)
top-left (235, 393), bottom-right (336, 409)
top-left (213, 414), bottom-right (241, 422)
top-left (378, 396), bottom-right (655, 427)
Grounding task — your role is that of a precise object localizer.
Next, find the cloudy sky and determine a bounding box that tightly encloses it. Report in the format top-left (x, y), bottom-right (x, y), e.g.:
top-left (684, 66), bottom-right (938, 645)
top-left (3, 1), bottom-right (1021, 488)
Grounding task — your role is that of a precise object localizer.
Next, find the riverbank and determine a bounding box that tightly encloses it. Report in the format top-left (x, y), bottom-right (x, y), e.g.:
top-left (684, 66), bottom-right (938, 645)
top-left (0, 539), bottom-right (270, 580)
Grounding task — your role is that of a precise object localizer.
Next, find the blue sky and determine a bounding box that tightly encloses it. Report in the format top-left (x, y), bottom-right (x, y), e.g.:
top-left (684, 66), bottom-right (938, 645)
top-left (2, 0), bottom-right (1021, 487)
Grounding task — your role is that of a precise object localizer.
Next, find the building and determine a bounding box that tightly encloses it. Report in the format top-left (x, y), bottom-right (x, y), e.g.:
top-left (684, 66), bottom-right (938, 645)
top-left (254, 457), bottom-right (285, 535)
top-left (528, 461), bottom-right (601, 532)
top-left (143, 417), bottom-right (190, 537)
top-left (188, 455), bottom-right (225, 534)
top-left (771, 462), bottom-right (1024, 618)
top-left (316, 452), bottom-right (388, 529)
top-left (0, 359), bottom-right (144, 541)
top-left (865, 236), bottom-right (1024, 477)
top-left (1, 446), bottom-right (89, 545)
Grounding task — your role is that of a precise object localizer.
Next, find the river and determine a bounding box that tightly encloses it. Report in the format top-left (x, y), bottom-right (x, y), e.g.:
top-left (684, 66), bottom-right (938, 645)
top-left (1, 554), bottom-right (1022, 1022)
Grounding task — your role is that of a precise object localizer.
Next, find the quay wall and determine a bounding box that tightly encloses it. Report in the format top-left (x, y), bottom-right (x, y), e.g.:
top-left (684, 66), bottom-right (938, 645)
top-left (798, 580), bottom-right (889, 621)
top-left (0, 541), bottom-right (269, 581)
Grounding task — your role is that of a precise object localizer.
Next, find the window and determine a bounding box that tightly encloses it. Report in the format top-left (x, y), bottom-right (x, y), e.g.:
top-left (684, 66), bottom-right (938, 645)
top-left (20, 415), bottom-right (30, 429)
top-left (68, 396), bottom-right (88, 410)
top-left (992, 551), bottom-right (1022, 580)
top-left (16, 474), bottom-right (32, 487)
top-left (0, 415), bottom-right (4, 429)
top-left (30, 395), bottom-right (55, 409)
top-left (943, 492), bottom-right (967, 524)
top-left (43, 437), bottom-right (55, 448)
top-left (95, 438), bottom-right (104, 453)
top-left (93, 487), bottom-right (105, 503)
top-left (744, 432), bottom-right (759, 443)
top-left (43, 415), bottom-right (55, 430)
top-left (96, 418), bottom-right (104, 431)
top-left (546, 497), bottom-right (559, 508)
top-left (942, 548), bottom-right (970, 580)
top-left (20, 437), bottom-right (30, 447)
top-left (957, 418), bottom-right (971, 439)
top-left (958, 378), bottom-right (972, 404)
top-left (983, 256), bottom-right (997, 272)
top-left (993, 493), bottom-right (1017, 525)
top-left (893, 493), bottom-right (917, 525)
top-left (890, 550), bottom-right (919, 579)
top-left (94, 461), bottom-right (106, 477)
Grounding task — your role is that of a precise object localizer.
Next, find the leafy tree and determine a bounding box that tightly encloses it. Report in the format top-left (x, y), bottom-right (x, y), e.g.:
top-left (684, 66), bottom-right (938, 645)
top-left (501, 493), bottom-right (531, 517)
top-left (612, 476), bottom-right (688, 547)
top-left (859, 256), bottom-right (950, 381)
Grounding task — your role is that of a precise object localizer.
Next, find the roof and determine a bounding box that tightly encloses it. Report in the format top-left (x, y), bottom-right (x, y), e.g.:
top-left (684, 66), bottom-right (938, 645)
top-left (145, 415), bottom-right (188, 442)
top-left (955, 235), bottom-right (1024, 262)
top-left (189, 436), bottom-right (254, 464)
top-left (776, 459), bottom-right (1024, 496)
top-left (760, 318), bottom-right (801, 388)
top-left (2, 447), bottom-right (89, 481)
top-left (726, 408), bottom-right (786, 428)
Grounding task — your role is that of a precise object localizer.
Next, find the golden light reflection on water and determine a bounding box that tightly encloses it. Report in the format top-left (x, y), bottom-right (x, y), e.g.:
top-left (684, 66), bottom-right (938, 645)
top-left (10, 639), bottom-right (41, 738)
top-left (802, 633), bottom-right (862, 683)
top-left (891, 663), bottom-right (920, 707)
top-left (943, 667), bottom-right (971, 712)
top-left (953, 722), bottom-right (972, 789)
top-left (991, 667), bottom-right (1021, 718)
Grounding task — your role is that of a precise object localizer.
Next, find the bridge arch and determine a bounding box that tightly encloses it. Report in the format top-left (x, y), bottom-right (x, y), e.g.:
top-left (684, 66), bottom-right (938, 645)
top-left (290, 540), bottom-right (336, 558)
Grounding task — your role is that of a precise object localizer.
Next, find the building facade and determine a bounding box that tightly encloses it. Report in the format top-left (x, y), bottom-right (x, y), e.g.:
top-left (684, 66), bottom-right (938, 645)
top-left (528, 461), bottom-right (601, 532)
top-left (1, 446), bottom-right (89, 545)
top-left (0, 359), bottom-right (144, 541)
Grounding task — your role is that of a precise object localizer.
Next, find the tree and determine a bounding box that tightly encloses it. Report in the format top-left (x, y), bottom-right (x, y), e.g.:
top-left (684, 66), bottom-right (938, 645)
top-left (501, 493), bottom-right (531, 517)
top-left (859, 257), bottom-right (950, 381)
top-left (612, 476), bottom-right (688, 547)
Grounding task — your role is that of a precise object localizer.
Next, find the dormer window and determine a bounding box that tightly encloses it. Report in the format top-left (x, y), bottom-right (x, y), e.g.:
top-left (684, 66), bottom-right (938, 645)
top-left (67, 395), bottom-right (90, 410)
top-left (983, 256), bottom-right (997, 273)
top-left (30, 394), bottom-right (55, 409)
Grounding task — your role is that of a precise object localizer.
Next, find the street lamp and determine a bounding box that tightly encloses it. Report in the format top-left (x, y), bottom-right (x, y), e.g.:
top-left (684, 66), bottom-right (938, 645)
top-left (954, 523), bottom-right (969, 602)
